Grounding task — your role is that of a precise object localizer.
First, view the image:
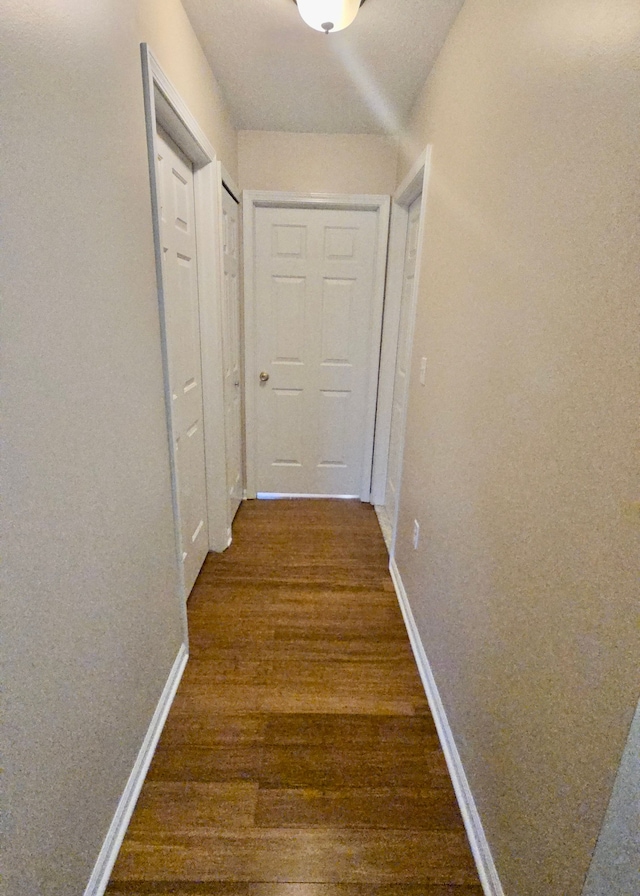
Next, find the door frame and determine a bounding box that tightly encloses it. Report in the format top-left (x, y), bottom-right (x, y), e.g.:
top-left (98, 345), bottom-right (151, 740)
top-left (370, 149), bottom-right (432, 536)
top-left (140, 44), bottom-right (231, 566)
top-left (242, 191), bottom-right (391, 501)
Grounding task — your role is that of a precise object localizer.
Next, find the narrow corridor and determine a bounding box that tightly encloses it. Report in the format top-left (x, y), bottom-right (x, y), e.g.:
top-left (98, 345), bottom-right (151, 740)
top-left (107, 500), bottom-right (482, 893)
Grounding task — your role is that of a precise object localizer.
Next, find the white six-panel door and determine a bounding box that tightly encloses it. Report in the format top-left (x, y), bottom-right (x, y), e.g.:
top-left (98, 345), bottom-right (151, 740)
top-left (252, 205), bottom-right (380, 497)
top-left (155, 125), bottom-right (208, 595)
top-left (221, 185), bottom-right (243, 521)
top-left (384, 193), bottom-right (422, 528)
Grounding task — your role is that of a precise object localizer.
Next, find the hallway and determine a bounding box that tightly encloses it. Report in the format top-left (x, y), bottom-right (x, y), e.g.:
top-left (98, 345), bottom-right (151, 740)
top-left (107, 500), bottom-right (482, 893)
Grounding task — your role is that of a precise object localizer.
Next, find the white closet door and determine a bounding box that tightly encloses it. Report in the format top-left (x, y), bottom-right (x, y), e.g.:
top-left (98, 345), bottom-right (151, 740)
top-left (253, 205), bottom-right (379, 497)
top-left (385, 193), bottom-right (422, 526)
top-left (221, 185), bottom-right (243, 521)
top-left (155, 125), bottom-right (208, 595)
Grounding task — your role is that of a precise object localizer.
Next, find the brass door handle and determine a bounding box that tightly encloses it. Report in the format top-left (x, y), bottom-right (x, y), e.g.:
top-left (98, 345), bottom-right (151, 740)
top-left (259, 371), bottom-right (270, 383)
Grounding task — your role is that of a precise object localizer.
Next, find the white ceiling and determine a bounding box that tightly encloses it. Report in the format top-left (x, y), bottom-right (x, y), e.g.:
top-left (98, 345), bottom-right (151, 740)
top-left (181, 0), bottom-right (466, 134)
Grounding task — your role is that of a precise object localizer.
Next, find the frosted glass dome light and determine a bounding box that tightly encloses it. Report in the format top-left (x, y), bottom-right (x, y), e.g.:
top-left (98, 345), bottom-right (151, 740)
top-left (296, 0), bottom-right (362, 34)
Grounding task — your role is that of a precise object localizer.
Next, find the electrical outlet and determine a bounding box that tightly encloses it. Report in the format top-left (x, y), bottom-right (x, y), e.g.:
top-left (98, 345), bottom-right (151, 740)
top-left (412, 519), bottom-right (420, 549)
top-left (419, 357), bottom-right (427, 385)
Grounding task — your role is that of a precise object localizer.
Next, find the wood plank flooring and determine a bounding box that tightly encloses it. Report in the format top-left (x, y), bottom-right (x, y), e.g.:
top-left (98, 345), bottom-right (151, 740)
top-left (107, 499), bottom-right (483, 895)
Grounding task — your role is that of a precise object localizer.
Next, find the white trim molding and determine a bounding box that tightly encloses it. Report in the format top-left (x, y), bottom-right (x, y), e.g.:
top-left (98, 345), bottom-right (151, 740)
top-left (140, 44), bottom-right (231, 556)
top-left (389, 557), bottom-right (505, 896)
top-left (371, 147), bottom-right (431, 512)
top-left (83, 643), bottom-right (188, 896)
top-left (242, 190), bottom-right (391, 502)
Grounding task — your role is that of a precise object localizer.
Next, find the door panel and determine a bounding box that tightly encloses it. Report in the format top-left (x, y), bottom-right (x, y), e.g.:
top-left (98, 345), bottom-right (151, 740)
top-left (253, 206), bottom-right (379, 496)
top-left (274, 276), bottom-right (306, 360)
top-left (156, 126), bottom-right (208, 596)
top-left (385, 193), bottom-right (422, 527)
top-left (221, 186), bottom-right (243, 521)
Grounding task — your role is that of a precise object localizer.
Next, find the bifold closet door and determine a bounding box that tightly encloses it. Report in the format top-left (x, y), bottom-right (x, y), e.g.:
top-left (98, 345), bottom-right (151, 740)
top-left (155, 125), bottom-right (208, 594)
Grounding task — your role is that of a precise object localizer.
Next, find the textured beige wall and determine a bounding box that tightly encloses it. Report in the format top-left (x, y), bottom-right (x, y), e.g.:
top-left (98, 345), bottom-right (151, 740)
top-left (1, 1), bottom-right (235, 893)
top-left (239, 130), bottom-right (398, 194)
top-left (137, 0), bottom-right (238, 178)
top-left (394, 2), bottom-right (640, 895)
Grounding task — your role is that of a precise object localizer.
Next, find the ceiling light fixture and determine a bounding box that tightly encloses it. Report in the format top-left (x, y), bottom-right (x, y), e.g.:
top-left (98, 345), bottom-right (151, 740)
top-left (295, 0), bottom-right (366, 34)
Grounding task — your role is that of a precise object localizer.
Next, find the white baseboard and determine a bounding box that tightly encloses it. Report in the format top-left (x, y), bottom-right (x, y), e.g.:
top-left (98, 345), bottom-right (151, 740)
top-left (83, 642), bottom-right (189, 896)
top-left (389, 558), bottom-right (505, 896)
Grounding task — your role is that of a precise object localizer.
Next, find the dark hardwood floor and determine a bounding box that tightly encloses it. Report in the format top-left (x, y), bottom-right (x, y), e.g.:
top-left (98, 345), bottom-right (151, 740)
top-left (107, 499), bottom-right (483, 895)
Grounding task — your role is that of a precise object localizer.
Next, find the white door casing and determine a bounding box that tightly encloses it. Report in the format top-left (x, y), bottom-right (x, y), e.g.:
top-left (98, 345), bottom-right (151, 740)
top-left (221, 185), bottom-right (243, 520)
top-left (385, 193), bottom-right (422, 527)
top-left (155, 126), bottom-right (209, 595)
top-left (371, 148), bottom-right (431, 551)
top-left (243, 194), bottom-right (390, 500)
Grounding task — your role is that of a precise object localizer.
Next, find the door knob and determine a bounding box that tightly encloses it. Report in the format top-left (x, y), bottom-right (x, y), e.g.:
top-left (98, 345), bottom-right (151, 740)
top-left (259, 371), bottom-right (270, 383)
